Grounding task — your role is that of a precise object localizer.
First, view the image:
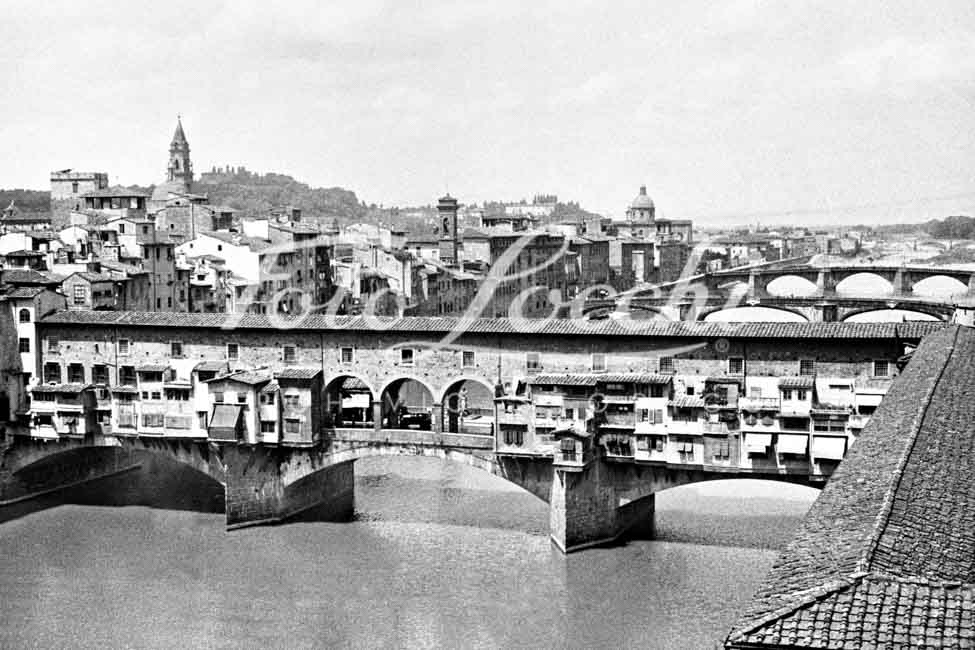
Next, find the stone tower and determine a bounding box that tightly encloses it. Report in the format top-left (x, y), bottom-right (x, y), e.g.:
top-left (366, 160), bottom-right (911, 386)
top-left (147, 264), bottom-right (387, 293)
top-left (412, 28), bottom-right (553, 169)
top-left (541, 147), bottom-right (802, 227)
top-left (438, 194), bottom-right (460, 263)
top-left (166, 118), bottom-right (193, 193)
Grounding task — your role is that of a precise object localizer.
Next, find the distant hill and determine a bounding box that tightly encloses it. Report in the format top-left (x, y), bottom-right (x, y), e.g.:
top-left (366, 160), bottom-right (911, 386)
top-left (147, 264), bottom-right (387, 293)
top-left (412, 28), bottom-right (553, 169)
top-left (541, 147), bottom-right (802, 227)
top-left (196, 167), bottom-right (372, 228)
top-left (0, 189), bottom-right (50, 216)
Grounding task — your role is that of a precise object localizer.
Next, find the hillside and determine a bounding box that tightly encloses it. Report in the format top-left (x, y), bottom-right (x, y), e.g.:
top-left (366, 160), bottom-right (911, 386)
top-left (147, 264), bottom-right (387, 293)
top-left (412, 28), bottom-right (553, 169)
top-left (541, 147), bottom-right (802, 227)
top-left (196, 167), bottom-right (372, 227)
top-left (0, 189), bottom-right (50, 216)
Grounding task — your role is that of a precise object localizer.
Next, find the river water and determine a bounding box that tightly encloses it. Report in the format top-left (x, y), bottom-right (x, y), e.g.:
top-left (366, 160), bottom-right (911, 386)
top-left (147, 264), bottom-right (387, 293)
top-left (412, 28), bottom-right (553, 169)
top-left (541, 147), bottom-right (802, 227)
top-left (0, 456), bottom-right (816, 649)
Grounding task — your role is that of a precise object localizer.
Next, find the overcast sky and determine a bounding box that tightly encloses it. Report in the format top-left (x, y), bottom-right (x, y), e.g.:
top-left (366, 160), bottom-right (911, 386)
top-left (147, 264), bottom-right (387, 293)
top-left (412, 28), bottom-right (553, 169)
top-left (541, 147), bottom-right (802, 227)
top-left (2, 0), bottom-right (974, 225)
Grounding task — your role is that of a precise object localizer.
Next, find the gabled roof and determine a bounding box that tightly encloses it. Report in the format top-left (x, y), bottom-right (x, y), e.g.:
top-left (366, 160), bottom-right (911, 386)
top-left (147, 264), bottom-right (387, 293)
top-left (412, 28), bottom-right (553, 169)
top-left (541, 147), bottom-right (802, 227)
top-left (778, 376), bottom-right (816, 389)
top-left (727, 325), bottom-right (975, 649)
top-left (274, 367), bottom-right (322, 380)
top-left (208, 369), bottom-right (273, 386)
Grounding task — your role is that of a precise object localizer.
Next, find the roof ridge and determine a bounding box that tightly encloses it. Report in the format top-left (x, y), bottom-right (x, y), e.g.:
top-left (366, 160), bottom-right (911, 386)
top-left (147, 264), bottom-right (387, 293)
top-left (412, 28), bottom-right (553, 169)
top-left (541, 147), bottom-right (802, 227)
top-left (726, 576), bottom-right (861, 643)
top-left (858, 325), bottom-right (960, 575)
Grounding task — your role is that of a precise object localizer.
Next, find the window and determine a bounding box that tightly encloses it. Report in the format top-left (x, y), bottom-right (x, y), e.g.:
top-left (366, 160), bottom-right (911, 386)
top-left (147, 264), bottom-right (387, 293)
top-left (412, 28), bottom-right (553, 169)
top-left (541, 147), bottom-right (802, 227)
top-left (526, 352), bottom-right (541, 372)
top-left (283, 394), bottom-right (300, 410)
top-left (564, 408), bottom-right (574, 420)
top-left (260, 421), bottom-right (276, 434)
top-left (728, 357), bottom-right (744, 374)
top-left (150, 391), bottom-right (161, 401)
top-left (400, 348), bottom-right (414, 366)
top-left (504, 427), bottom-right (525, 446)
top-left (462, 350), bottom-right (475, 369)
top-left (71, 181), bottom-right (78, 193)
top-left (283, 345), bottom-right (296, 364)
top-left (782, 417), bottom-right (809, 431)
top-left (19, 338), bottom-right (29, 353)
top-left (799, 359), bottom-right (816, 376)
top-left (713, 440), bottom-right (731, 461)
top-left (686, 386), bottom-right (695, 396)
top-left (141, 413), bottom-right (164, 428)
top-left (118, 223), bottom-right (125, 234)
top-left (68, 363), bottom-right (84, 384)
top-left (214, 391), bottom-right (224, 404)
top-left (227, 343), bottom-right (239, 361)
top-left (72, 285), bottom-right (86, 305)
top-left (18, 308), bottom-right (30, 323)
top-left (43, 362), bottom-right (61, 383)
top-left (170, 341), bottom-right (183, 357)
top-left (873, 360), bottom-right (890, 378)
top-left (284, 419), bottom-right (300, 434)
top-left (659, 357), bottom-right (675, 373)
top-left (650, 384), bottom-right (665, 398)
top-left (560, 437), bottom-right (577, 461)
top-left (120, 365), bottom-right (136, 385)
top-left (118, 339), bottom-right (130, 355)
top-left (47, 337), bottom-right (58, 352)
top-left (198, 411), bottom-right (208, 429)
top-left (797, 389), bottom-right (808, 401)
top-left (237, 392), bottom-right (247, 404)
top-left (591, 353), bottom-right (606, 372)
top-left (781, 389), bottom-right (793, 400)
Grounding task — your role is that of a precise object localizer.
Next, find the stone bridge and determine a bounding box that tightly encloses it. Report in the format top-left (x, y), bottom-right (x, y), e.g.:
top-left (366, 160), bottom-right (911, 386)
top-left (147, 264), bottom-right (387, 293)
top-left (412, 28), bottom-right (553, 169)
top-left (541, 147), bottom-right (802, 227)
top-left (582, 263), bottom-right (973, 322)
top-left (1, 425), bottom-right (827, 553)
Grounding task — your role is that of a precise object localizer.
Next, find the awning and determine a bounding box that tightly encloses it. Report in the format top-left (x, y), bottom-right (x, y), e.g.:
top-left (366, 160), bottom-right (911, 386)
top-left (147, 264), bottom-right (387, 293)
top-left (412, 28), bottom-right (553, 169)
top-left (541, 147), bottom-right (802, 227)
top-left (209, 404), bottom-right (243, 440)
top-left (856, 393), bottom-right (885, 407)
top-left (777, 433), bottom-right (808, 455)
top-left (342, 393), bottom-right (370, 409)
top-left (779, 376), bottom-right (815, 389)
top-left (744, 433), bottom-right (772, 453)
top-left (812, 435), bottom-right (847, 460)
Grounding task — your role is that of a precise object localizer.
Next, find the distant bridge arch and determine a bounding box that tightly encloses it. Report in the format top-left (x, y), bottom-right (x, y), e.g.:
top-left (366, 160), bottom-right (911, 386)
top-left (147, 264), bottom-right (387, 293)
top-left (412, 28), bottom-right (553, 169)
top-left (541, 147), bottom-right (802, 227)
top-left (835, 272), bottom-right (894, 297)
top-left (699, 305), bottom-right (810, 323)
top-left (841, 308), bottom-right (944, 323)
top-left (765, 275), bottom-right (819, 297)
top-left (911, 275), bottom-right (968, 298)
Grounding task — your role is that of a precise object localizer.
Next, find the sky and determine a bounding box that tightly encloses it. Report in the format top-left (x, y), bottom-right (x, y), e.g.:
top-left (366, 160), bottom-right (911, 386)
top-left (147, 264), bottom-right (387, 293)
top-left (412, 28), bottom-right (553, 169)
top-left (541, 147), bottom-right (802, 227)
top-left (1, 0), bottom-right (974, 226)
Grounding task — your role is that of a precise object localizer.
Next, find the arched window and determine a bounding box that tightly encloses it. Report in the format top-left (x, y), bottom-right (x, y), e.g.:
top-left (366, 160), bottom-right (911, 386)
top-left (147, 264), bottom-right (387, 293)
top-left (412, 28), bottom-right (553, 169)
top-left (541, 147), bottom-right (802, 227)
top-left (18, 309), bottom-right (30, 323)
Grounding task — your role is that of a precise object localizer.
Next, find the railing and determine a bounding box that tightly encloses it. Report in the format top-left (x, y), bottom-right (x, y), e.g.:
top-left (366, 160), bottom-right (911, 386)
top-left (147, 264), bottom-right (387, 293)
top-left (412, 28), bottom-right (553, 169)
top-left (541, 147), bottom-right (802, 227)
top-left (739, 397), bottom-right (781, 411)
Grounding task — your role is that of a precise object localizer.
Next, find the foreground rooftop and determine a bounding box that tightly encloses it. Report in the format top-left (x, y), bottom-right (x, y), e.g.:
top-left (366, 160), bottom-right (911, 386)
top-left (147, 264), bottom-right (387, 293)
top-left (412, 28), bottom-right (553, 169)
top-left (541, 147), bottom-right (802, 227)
top-left (38, 310), bottom-right (945, 340)
top-left (726, 324), bottom-right (975, 649)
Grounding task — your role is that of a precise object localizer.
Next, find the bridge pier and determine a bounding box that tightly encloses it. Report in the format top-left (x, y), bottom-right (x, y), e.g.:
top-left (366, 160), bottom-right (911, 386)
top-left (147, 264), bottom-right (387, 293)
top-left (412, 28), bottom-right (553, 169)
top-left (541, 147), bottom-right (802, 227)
top-left (549, 457), bottom-right (656, 553)
top-left (225, 445), bottom-right (355, 528)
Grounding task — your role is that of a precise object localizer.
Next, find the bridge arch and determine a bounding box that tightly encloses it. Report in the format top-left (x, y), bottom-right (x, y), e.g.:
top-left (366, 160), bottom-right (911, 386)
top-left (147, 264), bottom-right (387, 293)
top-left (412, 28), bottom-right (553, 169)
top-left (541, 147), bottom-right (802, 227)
top-left (765, 275), bottom-right (819, 297)
top-left (841, 307), bottom-right (943, 323)
top-left (3, 441), bottom-right (227, 515)
top-left (835, 272), bottom-right (894, 297)
top-left (911, 275), bottom-right (968, 298)
top-left (323, 373), bottom-right (377, 429)
top-left (378, 376), bottom-right (437, 430)
top-left (439, 376), bottom-right (496, 435)
top-left (699, 305), bottom-right (809, 322)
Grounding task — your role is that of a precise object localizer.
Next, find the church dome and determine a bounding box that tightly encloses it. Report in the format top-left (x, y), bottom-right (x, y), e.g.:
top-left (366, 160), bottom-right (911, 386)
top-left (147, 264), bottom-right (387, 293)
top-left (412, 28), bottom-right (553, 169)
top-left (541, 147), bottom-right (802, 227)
top-left (630, 185), bottom-right (654, 210)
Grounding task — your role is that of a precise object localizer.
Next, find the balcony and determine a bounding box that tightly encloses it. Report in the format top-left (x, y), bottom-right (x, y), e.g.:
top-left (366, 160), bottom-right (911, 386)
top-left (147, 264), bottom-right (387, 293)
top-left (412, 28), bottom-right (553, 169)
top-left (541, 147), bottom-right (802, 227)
top-left (779, 401), bottom-right (812, 417)
top-left (533, 394), bottom-right (564, 408)
top-left (739, 396), bottom-right (780, 412)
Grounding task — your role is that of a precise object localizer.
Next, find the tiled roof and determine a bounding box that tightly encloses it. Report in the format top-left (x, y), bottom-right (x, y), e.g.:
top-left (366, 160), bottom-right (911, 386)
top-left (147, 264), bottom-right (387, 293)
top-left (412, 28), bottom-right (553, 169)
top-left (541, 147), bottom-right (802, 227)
top-left (260, 381), bottom-right (279, 394)
top-left (670, 395), bottom-right (706, 408)
top-left (529, 374), bottom-right (599, 386)
top-left (726, 325), bottom-right (975, 649)
top-left (135, 364), bottom-right (170, 372)
top-left (1, 286), bottom-right (46, 299)
top-left (209, 369), bottom-right (273, 385)
top-left (110, 385), bottom-right (138, 394)
top-left (30, 383), bottom-right (89, 394)
top-left (194, 361), bottom-right (229, 373)
top-left (274, 367), bottom-right (322, 380)
top-left (66, 271), bottom-right (115, 283)
top-left (597, 373), bottom-right (672, 385)
top-left (778, 376), bottom-right (816, 389)
top-left (340, 377), bottom-right (370, 391)
top-left (37, 310), bottom-right (947, 341)
top-left (1, 269), bottom-right (59, 286)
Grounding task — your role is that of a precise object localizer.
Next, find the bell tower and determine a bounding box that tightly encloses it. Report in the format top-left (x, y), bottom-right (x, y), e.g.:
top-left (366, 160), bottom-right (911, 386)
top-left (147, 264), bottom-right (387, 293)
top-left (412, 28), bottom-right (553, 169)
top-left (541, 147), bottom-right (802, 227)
top-left (166, 117), bottom-right (193, 192)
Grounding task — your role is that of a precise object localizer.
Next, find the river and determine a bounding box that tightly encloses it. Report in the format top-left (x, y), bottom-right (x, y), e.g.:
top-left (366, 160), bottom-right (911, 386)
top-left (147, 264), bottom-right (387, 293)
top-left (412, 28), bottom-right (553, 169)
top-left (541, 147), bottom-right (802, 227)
top-left (0, 456), bottom-right (816, 649)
